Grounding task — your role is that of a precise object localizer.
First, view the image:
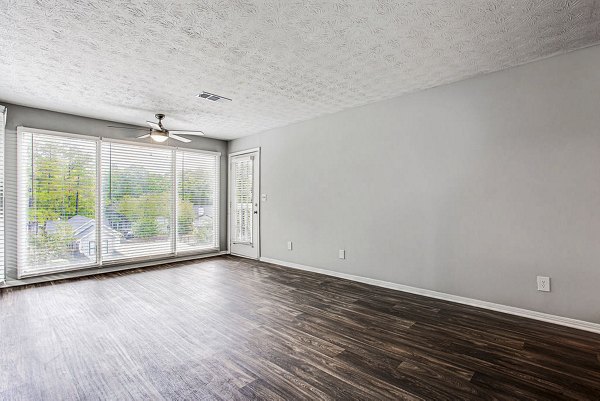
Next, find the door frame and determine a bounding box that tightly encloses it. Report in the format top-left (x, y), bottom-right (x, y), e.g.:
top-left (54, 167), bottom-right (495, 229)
top-left (228, 147), bottom-right (261, 259)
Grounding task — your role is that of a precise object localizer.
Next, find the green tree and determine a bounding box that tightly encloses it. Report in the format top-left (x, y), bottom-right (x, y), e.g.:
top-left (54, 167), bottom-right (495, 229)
top-left (178, 200), bottom-right (195, 235)
top-left (116, 193), bottom-right (171, 239)
top-left (29, 141), bottom-right (96, 225)
top-left (179, 167), bottom-right (212, 205)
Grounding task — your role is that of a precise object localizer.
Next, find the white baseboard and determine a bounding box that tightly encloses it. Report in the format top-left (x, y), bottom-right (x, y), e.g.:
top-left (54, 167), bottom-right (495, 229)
top-left (259, 257), bottom-right (600, 335)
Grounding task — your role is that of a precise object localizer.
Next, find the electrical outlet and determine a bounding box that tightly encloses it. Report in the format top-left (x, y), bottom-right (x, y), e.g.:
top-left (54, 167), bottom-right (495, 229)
top-left (537, 276), bottom-right (550, 292)
top-left (287, 241), bottom-right (292, 251)
top-left (338, 249), bottom-right (345, 259)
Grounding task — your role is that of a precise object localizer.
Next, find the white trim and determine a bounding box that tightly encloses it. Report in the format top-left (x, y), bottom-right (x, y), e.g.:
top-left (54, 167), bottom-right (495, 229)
top-left (259, 257), bottom-right (600, 335)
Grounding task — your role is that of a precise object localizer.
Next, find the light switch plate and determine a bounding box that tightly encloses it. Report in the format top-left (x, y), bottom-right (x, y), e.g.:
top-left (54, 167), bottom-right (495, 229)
top-left (261, 194), bottom-right (267, 201)
top-left (287, 241), bottom-right (292, 251)
top-left (338, 249), bottom-right (345, 259)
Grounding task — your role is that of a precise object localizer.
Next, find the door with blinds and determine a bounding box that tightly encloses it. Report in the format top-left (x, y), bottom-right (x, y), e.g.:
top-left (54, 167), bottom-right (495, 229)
top-left (229, 150), bottom-right (260, 259)
top-left (0, 106), bottom-right (5, 282)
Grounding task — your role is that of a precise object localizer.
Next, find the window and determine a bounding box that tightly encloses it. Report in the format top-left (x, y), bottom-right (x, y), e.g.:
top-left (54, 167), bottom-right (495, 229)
top-left (17, 129), bottom-right (98, 276)
top-left (16, 128), bottom-right (220, 277)
top-left (101, 141), bottom-right (173, 262)
top-left (176, 150), bottom-right (219, 253)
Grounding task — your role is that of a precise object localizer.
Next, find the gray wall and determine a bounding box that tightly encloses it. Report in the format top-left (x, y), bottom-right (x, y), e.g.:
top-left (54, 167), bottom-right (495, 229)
top-left (229, 45), bottom-right (600, 323)
top-left (1, 103), bottom-right (228, 279)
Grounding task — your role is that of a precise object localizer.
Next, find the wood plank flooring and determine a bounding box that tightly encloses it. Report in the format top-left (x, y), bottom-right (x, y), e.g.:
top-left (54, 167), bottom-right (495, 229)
top-left (1, 255), bottom-right (599, 400)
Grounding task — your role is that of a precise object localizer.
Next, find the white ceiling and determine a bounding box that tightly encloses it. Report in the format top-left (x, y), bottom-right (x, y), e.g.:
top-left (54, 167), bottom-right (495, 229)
top-left (1, 1), bottom-right (599, 140)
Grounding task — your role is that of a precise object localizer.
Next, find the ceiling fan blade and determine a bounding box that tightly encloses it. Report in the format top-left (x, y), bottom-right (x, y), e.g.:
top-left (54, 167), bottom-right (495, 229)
top-left (146, 121), bottom-right (162, 130)
top-left (136, 134), bottom-right (150, 139)
top-left (169, 134), bottom-right (191, 143)
top-left (107, 125), bottom-right (147, 131)
top-left (169, 130), bottom-right (205, 136)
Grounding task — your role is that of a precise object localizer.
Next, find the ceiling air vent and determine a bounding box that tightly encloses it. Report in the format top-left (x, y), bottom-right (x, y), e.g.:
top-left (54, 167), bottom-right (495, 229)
top-left (197, 91), bottom-right (232, 102)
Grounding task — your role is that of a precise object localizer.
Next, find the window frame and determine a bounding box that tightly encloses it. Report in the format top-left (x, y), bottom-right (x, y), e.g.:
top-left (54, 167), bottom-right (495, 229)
top-left (16, 127), bottom-right (221, 278)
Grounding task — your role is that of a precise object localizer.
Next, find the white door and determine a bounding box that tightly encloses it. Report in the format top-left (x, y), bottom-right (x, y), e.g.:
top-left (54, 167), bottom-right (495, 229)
top-left (229, 150), bottom-right (260, 258)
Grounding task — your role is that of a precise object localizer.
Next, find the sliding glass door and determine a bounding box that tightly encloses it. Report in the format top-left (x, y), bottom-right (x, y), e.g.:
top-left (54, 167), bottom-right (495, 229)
top-left (16, 127), bottom-right (220, 278)
top-left (101, 142), bottom-right (173, 262)
top-left (17, 130), bottom-right (98, 276)
top-left (176, 150), bottom-right (219, 253)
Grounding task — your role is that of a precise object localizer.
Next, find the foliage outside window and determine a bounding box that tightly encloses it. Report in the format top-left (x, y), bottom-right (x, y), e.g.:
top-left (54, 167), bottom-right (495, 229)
top-left (18, 132), bottom-right (97, 275)
top-left (18, 129), bottom-right (219, 277)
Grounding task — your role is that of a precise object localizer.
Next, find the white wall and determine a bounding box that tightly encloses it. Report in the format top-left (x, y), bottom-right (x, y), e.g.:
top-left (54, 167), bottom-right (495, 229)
top-left (229, 45), bottom-right (600, 323)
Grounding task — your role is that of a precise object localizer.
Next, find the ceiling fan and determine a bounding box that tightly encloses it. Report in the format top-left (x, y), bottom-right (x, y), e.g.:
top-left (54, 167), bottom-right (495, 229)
top-left (108, 114), bottom-right (205, 143)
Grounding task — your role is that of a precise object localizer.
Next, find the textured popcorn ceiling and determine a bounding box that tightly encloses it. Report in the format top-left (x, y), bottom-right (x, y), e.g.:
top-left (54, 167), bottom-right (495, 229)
top-left (1, 1), bottom-right (600, 140)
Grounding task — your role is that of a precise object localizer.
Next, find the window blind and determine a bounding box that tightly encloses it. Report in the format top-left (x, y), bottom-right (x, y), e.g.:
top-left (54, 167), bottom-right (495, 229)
top-left (231, 155), bottom-right (253, 244)
top-left (17, 130), bottom-right (98, 277)
top-left (101, 141), bottom-right (174, 262)
top-left (0, 106), bottom-right (5, 282)
top-left (15, 129), bottom-right (220, 278)
top-left (176, 150), bottom-right (219, 253)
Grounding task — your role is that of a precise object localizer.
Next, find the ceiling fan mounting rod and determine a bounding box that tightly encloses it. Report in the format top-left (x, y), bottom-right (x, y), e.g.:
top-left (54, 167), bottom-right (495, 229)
top-left (155, 113), bottom-right (165, 121)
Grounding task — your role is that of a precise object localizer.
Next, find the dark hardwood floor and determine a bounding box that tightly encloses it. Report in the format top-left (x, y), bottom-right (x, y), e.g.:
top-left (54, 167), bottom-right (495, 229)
top-left (1, 256), bottom-right (599, 400)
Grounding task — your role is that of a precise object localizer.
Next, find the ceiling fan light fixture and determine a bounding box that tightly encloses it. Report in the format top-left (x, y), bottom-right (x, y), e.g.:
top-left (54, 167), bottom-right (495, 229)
top-left (150, 130), bottom-right (169, 142)
top-left (108, 114), bottom-right (200, 143)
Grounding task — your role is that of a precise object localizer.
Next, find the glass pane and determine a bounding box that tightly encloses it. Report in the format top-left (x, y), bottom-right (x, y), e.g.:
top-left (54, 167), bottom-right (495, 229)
top-left (176, 151), bottom-right (219, 253)
top-left (101, 142), bottom-right (173, 261)
top-left (18, 132), bottom-right (98, 275)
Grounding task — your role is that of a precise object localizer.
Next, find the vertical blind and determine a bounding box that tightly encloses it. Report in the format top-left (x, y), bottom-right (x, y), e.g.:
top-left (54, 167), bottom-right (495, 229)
top-left (16, 128), bottom-right (220, 277)
top-left (176, 150), bottom-right (219, 253)
top-left (17, 131), bottom-right (98, 276)
top-left (0, 106), bottom-right (5, 282)
top-left (231, 155), bottom-right (254, 244)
